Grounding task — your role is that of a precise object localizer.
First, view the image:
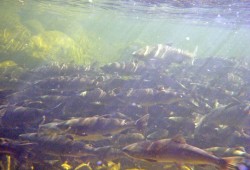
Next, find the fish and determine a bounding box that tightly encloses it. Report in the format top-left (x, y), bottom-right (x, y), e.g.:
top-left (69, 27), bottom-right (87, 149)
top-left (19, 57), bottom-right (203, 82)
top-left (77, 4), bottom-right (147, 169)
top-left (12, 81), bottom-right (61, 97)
top-left (1, 103), bottom-right (64, 128)
top-left (1, 106), bottom-right (47, 128)
top-left (101, 60), bottom-right (142, 75)
top-left (44, 114), bottom-right (149, 141)
top-left (0, 127), bottom-right (26, 139)
top-left (0, 137), bottom-right (36, 157)
top-left (122, 135), bottom-right (240, 170)
top-left (38, 121), bottom-right (63, 135)
top-left (33, 75), bottom-right (96, 90)
top-left (79, 146), bottom-right (126, 163)
top-left (19, 133), bottom-right (95, 157)
top-left (146, 129), bottom-right (169, 140)
top-left (121, 88), bottom-right (183, 107)
top-left (118, 87), bottom-right (183, 114)
top-left (196, 103), bottom-right (250, 135)
top-left (132, 44), bottom-right (197, 64)
top-left (205, 147), bottom-right (250, 159)
top-left (165, 116), bottom-right (195, 136)
top-left (79, 88), bottom-right (107, 101)
top-left (0, 137), bottom-right (37, 169)
top-left (114, 133), bottom-right (145, 146)
top-left (79, 87), bottom-right (116, 104)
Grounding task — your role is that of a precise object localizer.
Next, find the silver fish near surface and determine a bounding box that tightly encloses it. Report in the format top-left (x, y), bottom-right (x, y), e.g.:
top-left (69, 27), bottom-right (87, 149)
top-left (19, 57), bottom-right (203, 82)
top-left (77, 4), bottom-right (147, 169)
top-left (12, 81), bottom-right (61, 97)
top-left (132, 44), bottom-right (197, 64)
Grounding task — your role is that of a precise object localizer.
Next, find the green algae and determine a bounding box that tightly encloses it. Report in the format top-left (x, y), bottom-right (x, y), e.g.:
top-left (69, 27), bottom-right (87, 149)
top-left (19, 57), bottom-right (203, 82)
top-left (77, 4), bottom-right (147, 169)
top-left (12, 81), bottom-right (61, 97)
top-left (0, 12), bottom-right (123, 68)
top-left (0, 1), bottom-right (140, 68)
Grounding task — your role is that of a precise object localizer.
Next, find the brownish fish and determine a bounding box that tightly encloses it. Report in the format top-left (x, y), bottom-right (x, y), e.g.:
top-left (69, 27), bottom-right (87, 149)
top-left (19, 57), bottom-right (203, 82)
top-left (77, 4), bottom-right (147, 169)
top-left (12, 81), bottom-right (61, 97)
top-left (19, 133), bottom-right (95, 157)
top-left (122, 135), bottom-right (240, 170)
top-left (196, 103), bottom-right (250, 135)
top-left (43, 114), bottom-right (149, 141)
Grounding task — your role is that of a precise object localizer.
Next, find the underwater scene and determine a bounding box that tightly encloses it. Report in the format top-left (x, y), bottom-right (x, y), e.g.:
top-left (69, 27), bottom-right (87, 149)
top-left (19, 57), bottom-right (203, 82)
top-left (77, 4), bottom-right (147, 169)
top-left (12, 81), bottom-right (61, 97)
top-left (0, 0), bottom-right (250, 169)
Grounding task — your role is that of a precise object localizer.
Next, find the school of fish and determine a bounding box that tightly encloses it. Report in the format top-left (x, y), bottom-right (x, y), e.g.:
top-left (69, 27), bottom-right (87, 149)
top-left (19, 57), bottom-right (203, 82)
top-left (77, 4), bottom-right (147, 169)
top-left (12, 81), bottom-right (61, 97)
top-left (0, 44), bottom-right (250, 170)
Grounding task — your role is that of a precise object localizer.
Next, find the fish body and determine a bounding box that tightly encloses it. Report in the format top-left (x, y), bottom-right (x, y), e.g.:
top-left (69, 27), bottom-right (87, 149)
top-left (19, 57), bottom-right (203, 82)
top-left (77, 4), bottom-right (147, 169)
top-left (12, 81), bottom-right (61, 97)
top-left (122, 136), bottom-right (235, 169)
top-left (196, 103), bottom-right (250, 132)
top-left (205, 147), bottom-right (250, 159)
top-left (101, 60), bottom-right (142, 75)
top-left (122, 88), bottom-right (182, 107)
top-left (132, 44), bottom-right (195, 64)
top-left (79, 88), bottom-right (109, 102)
top-left (33, 75), bottom-right (96, 90)
top-left (146, 129), bottom-right (169, 140)
top-left (45, 114), bottom-right (149, 141)
top-left (80, 146), bottom-right (126, 163)
top-left (0, 137), bottom-right (35, 157)
top-left (19, 133), bottom-right (95, 157)
top-left (115, 133), bottom-right (145, 146)
top-left (38, 121), bottom-right (62, 135)
top-left (1, 106), bottom-right (46, 128)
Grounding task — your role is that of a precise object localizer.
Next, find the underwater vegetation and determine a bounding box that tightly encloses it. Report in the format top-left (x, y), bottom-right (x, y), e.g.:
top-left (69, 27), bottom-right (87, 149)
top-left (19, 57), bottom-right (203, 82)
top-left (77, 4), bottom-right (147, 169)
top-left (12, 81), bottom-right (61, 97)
top-left (0, 5), bottom-right (125, 68)
top-left (27, 30), bottom-right (92, 65)
top-left (0, 18), bottom-right (92, 67)
top-left (0, 9), bottom-right (31, 63)
top-left (22, 19), bottom-right (45, 36)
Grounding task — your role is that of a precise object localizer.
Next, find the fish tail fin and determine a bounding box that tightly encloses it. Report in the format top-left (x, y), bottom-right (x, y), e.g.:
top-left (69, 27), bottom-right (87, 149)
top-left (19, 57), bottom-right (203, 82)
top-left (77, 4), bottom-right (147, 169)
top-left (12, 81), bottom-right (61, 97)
top-left (135, 114), bottom-right (149, 132)
top-left (219, 157), bottom-right (245, 170)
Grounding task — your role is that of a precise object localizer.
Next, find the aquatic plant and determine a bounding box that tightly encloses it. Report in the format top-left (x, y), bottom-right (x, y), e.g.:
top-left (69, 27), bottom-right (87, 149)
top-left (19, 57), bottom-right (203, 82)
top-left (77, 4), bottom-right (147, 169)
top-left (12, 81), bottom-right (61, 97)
top-left (74, 162), bottom-right (93, 170)
top-left (61, 161), bottom-right (73, 170)
top-left (22, 19), bottom-right (45, 35)
top-left (28, 31), bottom-right (69, 60)
top-left (95, 161), bottom-right (121, 170)
top-left (0, 3), bottom-right (129, 68)
top-left (0, 60), bottom-right (17, 68)
top-left (0, 9), bottom-right (31, 62)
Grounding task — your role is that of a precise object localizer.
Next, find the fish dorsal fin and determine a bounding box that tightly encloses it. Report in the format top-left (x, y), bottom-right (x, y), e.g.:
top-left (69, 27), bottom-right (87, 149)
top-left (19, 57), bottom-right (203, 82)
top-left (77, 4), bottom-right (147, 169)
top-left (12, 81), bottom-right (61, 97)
top-left (171, 135), bottom-right (186, 144)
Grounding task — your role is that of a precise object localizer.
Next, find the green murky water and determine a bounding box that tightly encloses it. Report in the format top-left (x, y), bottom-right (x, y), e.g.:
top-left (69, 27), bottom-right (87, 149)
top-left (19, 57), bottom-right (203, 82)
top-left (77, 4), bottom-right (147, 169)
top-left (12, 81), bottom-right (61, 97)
top-left (1, 0), bottom-right (250, 67)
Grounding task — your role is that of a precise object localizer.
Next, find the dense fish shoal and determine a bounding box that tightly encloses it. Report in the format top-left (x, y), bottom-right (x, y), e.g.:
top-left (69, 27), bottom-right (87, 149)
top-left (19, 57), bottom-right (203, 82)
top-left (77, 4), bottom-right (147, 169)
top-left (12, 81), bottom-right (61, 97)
top-left (0, 44), bottom-right (250, 170)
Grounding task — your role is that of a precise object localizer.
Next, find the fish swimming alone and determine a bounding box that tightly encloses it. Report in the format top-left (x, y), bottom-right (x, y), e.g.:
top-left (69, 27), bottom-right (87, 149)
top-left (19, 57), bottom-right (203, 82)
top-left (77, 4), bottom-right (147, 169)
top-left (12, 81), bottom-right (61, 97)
top-left (122, 135), bottom-right (240, 170)
top-left (132, 44), bottom-right (197, 64)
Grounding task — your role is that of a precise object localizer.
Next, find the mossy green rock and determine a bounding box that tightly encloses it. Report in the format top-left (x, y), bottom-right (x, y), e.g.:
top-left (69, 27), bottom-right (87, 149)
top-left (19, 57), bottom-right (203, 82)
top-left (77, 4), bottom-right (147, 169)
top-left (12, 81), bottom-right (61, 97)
top-left (26, 31), bottom-right (90, 65)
